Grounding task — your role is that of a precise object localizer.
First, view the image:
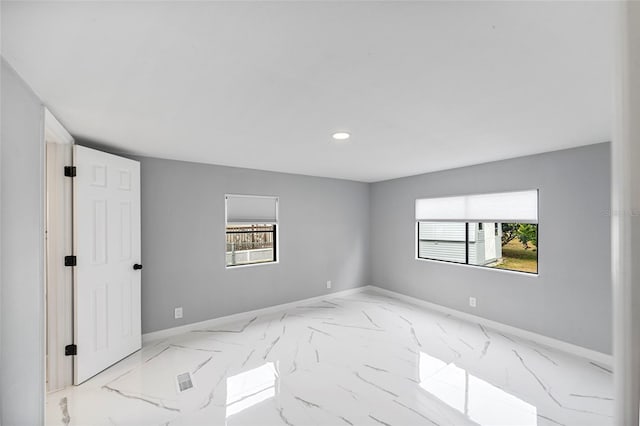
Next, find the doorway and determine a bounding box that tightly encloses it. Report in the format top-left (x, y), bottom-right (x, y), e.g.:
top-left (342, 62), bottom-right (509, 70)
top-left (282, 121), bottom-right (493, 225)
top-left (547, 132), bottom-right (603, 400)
top-left (45, 112), bottom-right (143, 392)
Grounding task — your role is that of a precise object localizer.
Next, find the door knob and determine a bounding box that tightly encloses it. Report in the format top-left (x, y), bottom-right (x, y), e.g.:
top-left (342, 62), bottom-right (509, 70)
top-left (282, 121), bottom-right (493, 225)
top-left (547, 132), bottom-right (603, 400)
top-left (133, 264), bottom-right (143, 270)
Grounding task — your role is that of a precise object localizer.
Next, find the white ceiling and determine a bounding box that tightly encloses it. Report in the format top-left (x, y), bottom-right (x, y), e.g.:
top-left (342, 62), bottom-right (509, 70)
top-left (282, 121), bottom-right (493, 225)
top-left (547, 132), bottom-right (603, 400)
top-left (1, 1), bottom-right (614, 182)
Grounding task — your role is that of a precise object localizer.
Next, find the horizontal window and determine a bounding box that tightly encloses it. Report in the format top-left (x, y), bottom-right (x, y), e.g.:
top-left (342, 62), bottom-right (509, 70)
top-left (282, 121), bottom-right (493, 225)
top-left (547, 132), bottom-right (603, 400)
top-left (226, 224), bottom-right (276, 267)
top-left (417, 222), bottom-right (538, 274)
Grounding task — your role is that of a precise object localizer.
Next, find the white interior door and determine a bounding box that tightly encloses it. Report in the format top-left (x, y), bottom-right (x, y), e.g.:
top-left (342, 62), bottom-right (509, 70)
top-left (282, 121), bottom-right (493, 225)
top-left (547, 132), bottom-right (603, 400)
top-left (74, 145), bottom-right (142, 384)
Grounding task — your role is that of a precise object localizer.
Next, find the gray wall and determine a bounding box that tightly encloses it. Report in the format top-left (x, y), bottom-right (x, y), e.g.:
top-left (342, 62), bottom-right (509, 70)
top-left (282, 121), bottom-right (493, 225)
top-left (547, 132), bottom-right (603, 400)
top-left (1, 59), bottom-right (45, 424)
top-left (133, 156), bottom-right (370, 334)
top-left (370, 143), bottom-right (612, 354)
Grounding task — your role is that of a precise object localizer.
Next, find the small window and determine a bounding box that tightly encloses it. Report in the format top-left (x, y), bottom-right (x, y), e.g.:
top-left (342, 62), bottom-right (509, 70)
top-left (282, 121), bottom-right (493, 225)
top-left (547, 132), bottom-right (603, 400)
top-left (226, 224), bottom-right (276, 267)
top-left (478, 223), bottom-right (483, 230)
top-left (225, 195), bottom-right (278, 267)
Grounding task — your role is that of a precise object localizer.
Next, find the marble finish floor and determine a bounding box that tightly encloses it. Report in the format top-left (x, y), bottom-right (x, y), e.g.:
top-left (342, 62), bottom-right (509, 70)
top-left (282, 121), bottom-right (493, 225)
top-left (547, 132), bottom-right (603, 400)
top-left (46, 290), bottom-right (613, 426)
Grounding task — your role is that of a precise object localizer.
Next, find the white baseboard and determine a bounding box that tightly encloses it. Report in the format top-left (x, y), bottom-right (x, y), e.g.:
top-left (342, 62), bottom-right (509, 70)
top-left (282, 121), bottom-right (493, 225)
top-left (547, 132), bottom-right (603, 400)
top-left (366, 285), bottom-right (613, 367)
top-left (142, 286), bottom-right (368, 344)
top-left (143, 284), bottom-right (612, 368)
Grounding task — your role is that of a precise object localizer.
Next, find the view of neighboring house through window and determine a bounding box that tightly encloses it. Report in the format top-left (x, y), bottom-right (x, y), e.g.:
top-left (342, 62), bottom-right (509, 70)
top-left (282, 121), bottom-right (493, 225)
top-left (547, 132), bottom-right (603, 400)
top-left (225, 194), bottom-right (278, 267)
top-left (417, 222), bottom-right (467, 264)
top-left (415, 190), bottom-right (538, 274)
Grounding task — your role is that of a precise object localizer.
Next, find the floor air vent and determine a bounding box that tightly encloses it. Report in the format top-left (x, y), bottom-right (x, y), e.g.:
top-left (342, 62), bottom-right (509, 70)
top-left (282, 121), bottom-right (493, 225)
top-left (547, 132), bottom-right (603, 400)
top-left (176, 372), bottom-right (194, 392)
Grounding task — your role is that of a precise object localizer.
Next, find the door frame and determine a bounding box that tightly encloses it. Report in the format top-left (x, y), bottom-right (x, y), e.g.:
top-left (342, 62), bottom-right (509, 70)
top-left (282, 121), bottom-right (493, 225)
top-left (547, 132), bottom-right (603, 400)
top-left (44, 108), bottom-right (74, 392)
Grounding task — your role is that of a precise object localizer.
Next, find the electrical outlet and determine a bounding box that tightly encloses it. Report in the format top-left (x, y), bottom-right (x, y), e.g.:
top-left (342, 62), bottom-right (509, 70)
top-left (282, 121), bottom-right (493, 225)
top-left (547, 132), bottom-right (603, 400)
top-left (469, 297), bottom-right (477, 308)
top-left (326, 280), bottom-right (332, 289)
top-left (174, 307), bottom-right (183, 319)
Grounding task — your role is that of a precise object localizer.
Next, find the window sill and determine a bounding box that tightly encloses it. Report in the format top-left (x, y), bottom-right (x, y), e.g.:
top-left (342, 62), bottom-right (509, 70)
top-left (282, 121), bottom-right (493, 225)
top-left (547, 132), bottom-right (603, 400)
top-left (226, 260), bottom-right (279, 270)
top-left (415, 257), bottom-right (538, 277)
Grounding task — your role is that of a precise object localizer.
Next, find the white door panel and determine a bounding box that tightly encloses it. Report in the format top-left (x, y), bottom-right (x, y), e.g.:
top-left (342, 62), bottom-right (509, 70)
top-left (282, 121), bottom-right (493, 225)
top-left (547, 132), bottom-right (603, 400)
top-left (74, 145), bottom-right (141, 384)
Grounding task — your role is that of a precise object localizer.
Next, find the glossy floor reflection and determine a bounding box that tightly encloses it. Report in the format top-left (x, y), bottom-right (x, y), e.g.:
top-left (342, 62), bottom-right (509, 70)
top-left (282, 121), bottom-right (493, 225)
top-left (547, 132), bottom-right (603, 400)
top-left (46, 290), bottom-right (613, 425)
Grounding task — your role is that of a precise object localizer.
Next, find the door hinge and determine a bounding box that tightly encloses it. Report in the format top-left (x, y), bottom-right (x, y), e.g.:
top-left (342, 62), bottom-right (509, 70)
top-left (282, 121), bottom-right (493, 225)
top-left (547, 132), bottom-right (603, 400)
top-left (65, 344), bottom-right (77, 356)
top-left (64, 166), bottom-right (76, 177)
top-left (64, 255), bottom-right (77, 267)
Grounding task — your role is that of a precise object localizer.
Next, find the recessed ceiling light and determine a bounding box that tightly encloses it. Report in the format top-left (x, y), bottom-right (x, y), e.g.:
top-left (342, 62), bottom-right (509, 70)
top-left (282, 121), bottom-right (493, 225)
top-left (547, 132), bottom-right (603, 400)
top-left (332, 132), bottom-right (350, 141)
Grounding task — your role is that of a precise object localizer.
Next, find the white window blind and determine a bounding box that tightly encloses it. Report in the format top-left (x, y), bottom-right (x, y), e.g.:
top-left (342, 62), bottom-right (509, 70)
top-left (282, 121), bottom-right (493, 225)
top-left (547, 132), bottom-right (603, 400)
top-left (415, 190), bottom-right (538, 223)
top-left (226, 194), bottom-right (278, 224)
